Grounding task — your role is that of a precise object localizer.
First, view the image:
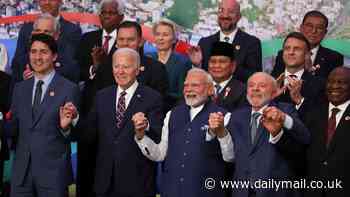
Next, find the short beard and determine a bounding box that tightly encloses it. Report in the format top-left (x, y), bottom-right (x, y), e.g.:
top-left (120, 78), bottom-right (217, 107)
top-left (185, 94), bottom-right (208, 107)
top-left (247, 94), bottom-right (271, 109)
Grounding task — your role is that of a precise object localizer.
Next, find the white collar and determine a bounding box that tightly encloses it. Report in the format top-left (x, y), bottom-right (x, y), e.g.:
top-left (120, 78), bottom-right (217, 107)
top-left (214, 76), bottom-right (232, 92)
top-left (102, 29), bottom-right (117, 40)
top-left (117, 80), bottom-right (139, 96)
top-left (251, 104), bottom-right (268, 115)
top-left (220, 28), bottom-right (238, 43)
top-left (190, 103), bottom-right (205, 121)
top-left (329, 100), bottom-right (350, 114)
top-left (285, 69), bottom-right (304, 80)
top-left (310, 45), bottom-right (320, 64)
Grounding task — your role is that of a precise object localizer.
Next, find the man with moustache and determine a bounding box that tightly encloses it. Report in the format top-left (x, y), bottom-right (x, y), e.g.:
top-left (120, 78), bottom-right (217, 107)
top-left (82, 48), bottom-right (163, 197)
top-left (226, 72), bottom-right (310, 197)
top-left (305, 67), bottom-right (350, 197)
top-left (12, 0), bottom-right (81, 82)
top-left (133, 68), bottom-right (233, 197)
top-left (10, 34), bottom-right (80, 197)
top-left (272, 10), bottom-right (343, 80)
top-left (188, 0), bottom-right (262, 83)
top-left (208, 41), bottom-right (246, 111)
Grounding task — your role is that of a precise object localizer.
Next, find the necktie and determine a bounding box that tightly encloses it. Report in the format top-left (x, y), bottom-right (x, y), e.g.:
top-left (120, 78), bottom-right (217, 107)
top-left (116, 91), bottom-right (127, 129)
top-left (224, 36), bottom-right (230, 43)
top-left (215, 84), bottom-right (222, 96)
top-left (32, 80), bottom-right (44, 118)
top-left (102, 35), bottom-right (112, 53)
top-left (326, 107), bottom-right (340, 146)
top-left (250, 112), bottom-right (261, 144)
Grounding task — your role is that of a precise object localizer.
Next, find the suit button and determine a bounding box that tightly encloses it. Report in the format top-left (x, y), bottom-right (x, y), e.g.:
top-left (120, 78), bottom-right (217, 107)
top-left (323, 161), bottom-right (328, 166)
top-left (114, 140), bottom-right (118, 144)
top-left (181, 164), bottom-right (185, 168)
top-left (183, 152), bottom-right (187, 156)
top-left (187, 128), bottom-right (191, 132)
top-left (180, 177), bottom-right (184, 182)
top-left (185, 140), bottom-right (190, 144)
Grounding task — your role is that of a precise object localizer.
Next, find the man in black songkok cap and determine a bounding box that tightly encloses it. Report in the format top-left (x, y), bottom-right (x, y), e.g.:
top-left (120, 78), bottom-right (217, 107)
top-left (208, 41), bottom-right (246, 111)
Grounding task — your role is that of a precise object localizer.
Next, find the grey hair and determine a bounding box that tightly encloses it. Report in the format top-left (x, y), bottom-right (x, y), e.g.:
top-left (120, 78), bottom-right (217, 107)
top-left (113, 48), bottom-right (140, 68)
top-left (187, 67), bottom-right (214, 85)
top-left (248, 72), bottom-right (278, 90)
top-left (33, 13), bottom-right (60, 33)
top-left (152, 18), bottom-right (177, 42)
top-left (98, 0), bottom-right (125, 15)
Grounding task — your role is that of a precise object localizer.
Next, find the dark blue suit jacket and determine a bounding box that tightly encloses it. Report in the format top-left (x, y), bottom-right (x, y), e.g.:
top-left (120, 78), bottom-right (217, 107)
top-left (11, 17), bottom-right (82, 83)
top-left (82, 84), bottom-right (163, 196)
top-left (228, 102), bottom-right (310, 197)
top-left (198, 29), bottom-right (262, 82)
top-left (10, 73), bottom-right (80, 191)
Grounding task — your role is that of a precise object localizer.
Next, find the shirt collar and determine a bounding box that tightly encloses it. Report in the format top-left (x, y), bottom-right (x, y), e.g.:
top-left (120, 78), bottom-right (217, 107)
top-left (117, 80), bottom-right (139, 96)
top-left (251, 104), bottom-right (268, 115)
top-left (285, 69), bottom-right (304, 80)
top-left (311, 45), bottom-right (320, 63)
top-left (220, 28), bottom-right (238, 43)
top-left (329, 100), bottom-right (350, 114)
top-left (190, 103), bottom-right (205, 121)
top-left (102, 29), bottom-right (117, 41)
top-left (34, 69), bottom-right (56, 87)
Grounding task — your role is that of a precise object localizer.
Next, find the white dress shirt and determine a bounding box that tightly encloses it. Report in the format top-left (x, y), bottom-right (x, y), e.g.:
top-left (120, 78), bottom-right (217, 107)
top-left (135, 103), bottom-right (234, 162)
top-left (116, 81), bottom-right (139, 109)
top-left (220, 28), bottom-right (238, 43)
top-left (284, 69), bottom-right (305, 109)
top-left (102, 29), bottom-right (117, 54)
top-left (329, 100), bottom-right (350, 128)
top-left (310, 45), bottom-right (320, 65)
top-left (214, 76), bottom-right (232, 95)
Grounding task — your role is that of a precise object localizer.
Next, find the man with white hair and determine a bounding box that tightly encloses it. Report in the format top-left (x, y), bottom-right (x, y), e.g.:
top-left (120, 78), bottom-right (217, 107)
top-left (225, 72), bottom-right (310, 197)
top-left (14, 13), bottom-right (80, 83)
top-left (12, 0), bottom-right (81, 82)
top-left (76, 1), bottom-right (124, 196)
top-left (133, 68), bottom-right (233, 197)
top-left (82, 48), bottom-right (163, 197)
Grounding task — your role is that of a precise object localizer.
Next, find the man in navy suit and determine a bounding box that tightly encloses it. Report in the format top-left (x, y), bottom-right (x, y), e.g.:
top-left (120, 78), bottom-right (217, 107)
top-left (12, 0), bottom-right (81, 83)
top-left (188, 0), bottom-right (262, 83)
top-left (82, 48), bottom-right (163, 197)
top-left (273, 32), bottom-right (326, 120)
top-left (10, 34), bottom-right (80, 197)
top-left (225, 72), bottom-right (310, 197)
top-left (272, 10), bottom-right (343, 80)
top-left (75, 1), bottom-right (124, 196)
top-left (305, 67), bottom-right (350, 197)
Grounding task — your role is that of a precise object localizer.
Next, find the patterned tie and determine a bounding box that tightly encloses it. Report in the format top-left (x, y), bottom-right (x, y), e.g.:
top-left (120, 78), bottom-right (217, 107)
top-left (102, 35), bottom-right (112, 53)
top-left (116, 91), bottom-right (127, 129)
top-left (326, 107), bottom-right (340, 146)
top-left (250, 112), bottom-right (261, 144)
top-left (224, 36), bottom-right (230, 43)
top-left (215, 84), bottom-right (222, 96)
top-left (32, 80), bottom-right (44, 119)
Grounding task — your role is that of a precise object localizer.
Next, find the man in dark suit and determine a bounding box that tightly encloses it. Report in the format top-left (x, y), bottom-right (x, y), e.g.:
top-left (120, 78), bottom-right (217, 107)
top-left (12, 13), bottom-right (81, 83)
top-left (75, 1), bottom-right (124, 196)
top-left (208, 41), bottom-right (246, 111)
top-left (12, 0), bottom-right (81, 83)
top-left (225, 72), bottom-right (310, 197)
top-left (188, 0), bottom-right (262, 83)
top-left (272, 10), bottom-right (343, 80)
top-left (305, 67), bottom-right (350, 197)
top-left (82, 48), bottom-right (163, 197)
top-left (273, 32), bottom-right (325, 120)
top-left (9, 34), bottom-right (80, 197)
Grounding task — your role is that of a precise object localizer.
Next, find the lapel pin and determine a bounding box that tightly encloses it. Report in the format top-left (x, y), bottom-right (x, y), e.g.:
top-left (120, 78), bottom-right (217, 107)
top-left (224, 87), bottom-right (231, 98)
top-left (140, 66), bottom-right (145, 72)
top-left (235, 45), bottom-right (240, 50)
top-left (137, 94), bottom-right (141, 98)
top-left (49, 91), bottom-right (55, 97)
top-left (55, 62), bottom-right (61, 67)
top-left (345, 116), bottom-right (350, 121)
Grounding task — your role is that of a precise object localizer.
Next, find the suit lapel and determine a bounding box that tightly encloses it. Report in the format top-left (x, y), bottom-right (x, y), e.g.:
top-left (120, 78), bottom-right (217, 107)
top-left (313, 46), bottom-right (326, 66)
top-left (327, 104), bottom-right (350, 154)
top-left (32, 74), bottom-right (60, 127)
top-left (24, 79), bottom-right (34, 126)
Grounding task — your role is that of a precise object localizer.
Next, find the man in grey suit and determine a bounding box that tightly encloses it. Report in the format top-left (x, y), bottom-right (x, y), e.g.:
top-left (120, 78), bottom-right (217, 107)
top-left (10, 34), bottom-right (80, 197)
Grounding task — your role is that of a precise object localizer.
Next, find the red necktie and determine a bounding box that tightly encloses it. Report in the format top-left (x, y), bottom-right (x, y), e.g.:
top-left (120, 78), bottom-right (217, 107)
top-left (102, 35), bottom-right (112, 53)
top-left (326, 107), bottom-right (340, 146)
top-left (116, 91), bottom-right (126, 129)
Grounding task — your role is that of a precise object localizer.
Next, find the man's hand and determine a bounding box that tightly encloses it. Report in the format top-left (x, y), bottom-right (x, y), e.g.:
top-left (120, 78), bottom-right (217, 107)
top-left (187, 46), bottom-right (203, 66)
top-left (286, 76), bottom-right (303, 105)
top-left (23, 64), bottom-right (33, 80)
top-left (59, 102), bottom-right (77, 130)
top-left (208, 112), bottom-right (227, 138)
top-left (132, 112), bottom-right (148, 140)
top-left (261, 107), bottom-right (285, 137)
top-left (91, 46), bottom-right (107, 66)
